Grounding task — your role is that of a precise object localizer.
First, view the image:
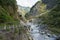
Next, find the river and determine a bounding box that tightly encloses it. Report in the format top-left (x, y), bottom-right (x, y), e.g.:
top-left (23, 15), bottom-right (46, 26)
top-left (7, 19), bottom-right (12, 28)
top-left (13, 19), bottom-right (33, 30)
top-left (26, 21), bottom-right (57, 40)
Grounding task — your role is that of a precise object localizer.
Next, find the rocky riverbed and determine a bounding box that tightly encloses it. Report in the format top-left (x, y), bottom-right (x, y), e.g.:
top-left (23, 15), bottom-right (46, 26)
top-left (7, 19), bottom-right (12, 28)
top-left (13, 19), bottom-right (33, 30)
top-left (26, 20), bottom-right (60, 40)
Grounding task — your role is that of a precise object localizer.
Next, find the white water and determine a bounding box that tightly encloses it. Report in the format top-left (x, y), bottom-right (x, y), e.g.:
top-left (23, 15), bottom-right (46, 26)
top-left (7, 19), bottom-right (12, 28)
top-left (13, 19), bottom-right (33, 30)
top-left (27, 22), bottom-right (56, 40)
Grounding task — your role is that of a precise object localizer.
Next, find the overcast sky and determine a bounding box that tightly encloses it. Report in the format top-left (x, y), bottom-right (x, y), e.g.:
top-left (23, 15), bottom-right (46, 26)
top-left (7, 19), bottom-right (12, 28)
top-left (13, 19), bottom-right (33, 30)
top-left (16, 0), bottom-right (39, 7)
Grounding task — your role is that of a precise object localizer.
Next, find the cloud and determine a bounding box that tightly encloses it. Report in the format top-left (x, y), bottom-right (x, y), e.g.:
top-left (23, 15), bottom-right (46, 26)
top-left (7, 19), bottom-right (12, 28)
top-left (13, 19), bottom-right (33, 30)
top-left (16, 0), bottom-right (39, 7)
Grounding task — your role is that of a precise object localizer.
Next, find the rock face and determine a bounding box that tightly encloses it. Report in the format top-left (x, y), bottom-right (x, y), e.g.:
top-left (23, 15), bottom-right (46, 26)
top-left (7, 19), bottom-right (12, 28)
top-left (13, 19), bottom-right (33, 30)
top-left (25, 0), bottom-right (57, 19)
top-left (42, 0), bottom-right (57, 9)
top-left (0, 22), bottom-right (32, 40)
top-left (0, 0), bottom-right (18, 23)
top-left (0, 0), bottom-right (31, 40)
top-left (25, 1), bottom-right (46, 18)
top-left (25, 0), bottom-right (60, 35)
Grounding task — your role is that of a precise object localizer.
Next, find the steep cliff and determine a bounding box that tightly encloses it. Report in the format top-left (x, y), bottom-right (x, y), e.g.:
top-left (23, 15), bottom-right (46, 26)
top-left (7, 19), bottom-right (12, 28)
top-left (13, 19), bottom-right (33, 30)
top-left (25, 0), bottom-right (57, 19)
top-left (25, 0), bottom-right (60, 34)
top-left (0, 0), bottom-right (18, 24)
top-left (25, 1), bottom-right (46, 19)
top-left (42, 0), bottom-right (57, 9)
top-left (39, 0), bottom-right (60, 34)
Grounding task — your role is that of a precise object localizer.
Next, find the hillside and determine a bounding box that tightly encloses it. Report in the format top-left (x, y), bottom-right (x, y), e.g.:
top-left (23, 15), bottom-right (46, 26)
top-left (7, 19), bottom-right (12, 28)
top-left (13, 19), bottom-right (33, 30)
top-left (0, 0), bottom-right (18, 24)
top-left (0, 0), bottom-right (60, 40)
top-left (25, 1), bottom-right (46, 19)
top-left (25, 0), bottom-right (57, 19)
top-left (0, 0), bottom-right (31, 40)
top-left (25, 0), bottom-right (60, 35)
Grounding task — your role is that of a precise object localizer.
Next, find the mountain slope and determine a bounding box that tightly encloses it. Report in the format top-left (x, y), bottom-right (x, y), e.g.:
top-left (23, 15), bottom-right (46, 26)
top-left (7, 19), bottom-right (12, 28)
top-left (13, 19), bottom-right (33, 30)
top-left (0, 0), bottom-right (18, 24)
top-left (25, 0), bottom-right (57, 19)
top-left (25, 0), bottom-right (60, 34)
top-left (25, 1), bottom-right (46, 19)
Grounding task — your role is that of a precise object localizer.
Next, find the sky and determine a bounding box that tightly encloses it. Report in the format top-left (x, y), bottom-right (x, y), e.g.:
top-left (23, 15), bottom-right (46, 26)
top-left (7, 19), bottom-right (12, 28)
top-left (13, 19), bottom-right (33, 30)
top-left (16, 0), bottom-right (39, 7)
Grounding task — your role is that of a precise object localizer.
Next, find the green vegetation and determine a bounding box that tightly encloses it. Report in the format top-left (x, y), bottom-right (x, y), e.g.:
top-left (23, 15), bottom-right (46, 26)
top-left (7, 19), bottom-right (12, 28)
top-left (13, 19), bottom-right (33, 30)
top-left (0, 36), bottom-right (3, 40)
top-left (25, 0), bottom-right (60, 35)
top-left (0, 0), bottom-right (31, 40)
top-left (0, 0), bottom-right (18, 24)
top-left (38, 0), bottom-right (60, 34)
top-left (25, 1), bottom-right (47, 19)
top-left (0, 6), bottom-right (14, 23)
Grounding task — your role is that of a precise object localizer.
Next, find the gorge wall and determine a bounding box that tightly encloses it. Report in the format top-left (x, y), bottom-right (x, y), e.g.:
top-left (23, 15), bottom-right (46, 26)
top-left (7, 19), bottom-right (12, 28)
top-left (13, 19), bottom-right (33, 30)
top-left (0, 0), bottom-right (32, 40)
top-left (25, 0), bottom-right (60, 35)
top-left (0, 0), bottom-right (19, 24)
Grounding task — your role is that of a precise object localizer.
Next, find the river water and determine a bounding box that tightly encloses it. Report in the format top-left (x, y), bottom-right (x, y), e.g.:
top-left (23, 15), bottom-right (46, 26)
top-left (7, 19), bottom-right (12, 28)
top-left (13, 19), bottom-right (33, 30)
top-left (27, 22), bottom-right (56, 40)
